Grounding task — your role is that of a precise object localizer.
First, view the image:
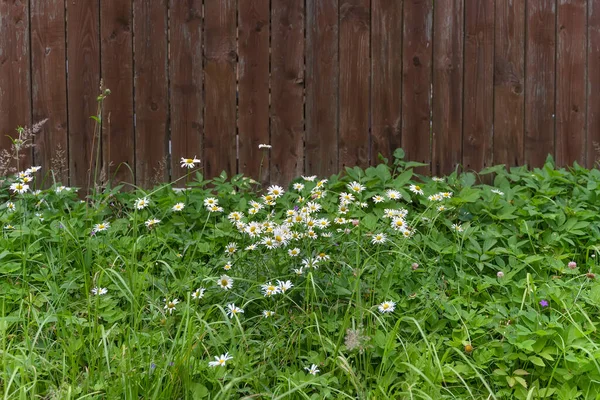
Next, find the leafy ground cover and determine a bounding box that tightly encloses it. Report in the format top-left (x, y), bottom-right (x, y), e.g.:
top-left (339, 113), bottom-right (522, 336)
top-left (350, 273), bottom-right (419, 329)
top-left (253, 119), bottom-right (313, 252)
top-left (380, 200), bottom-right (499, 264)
top-left (2, 149), bottom-right (600, 399)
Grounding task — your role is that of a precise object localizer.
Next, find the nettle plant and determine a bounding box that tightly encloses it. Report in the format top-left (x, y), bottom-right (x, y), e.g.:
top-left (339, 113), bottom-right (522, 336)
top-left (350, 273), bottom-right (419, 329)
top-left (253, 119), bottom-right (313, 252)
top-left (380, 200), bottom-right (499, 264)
top-left (1, 148), bottom-right (600, 399)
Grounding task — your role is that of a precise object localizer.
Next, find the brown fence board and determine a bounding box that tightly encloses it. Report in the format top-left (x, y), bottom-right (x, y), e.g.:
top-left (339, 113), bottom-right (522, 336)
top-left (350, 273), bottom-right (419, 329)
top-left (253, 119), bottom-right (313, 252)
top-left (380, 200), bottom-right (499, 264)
top-left (305, 0), bottom-right (339, 178)
top-left (169, 0), bottom-right (203, 185)
top-left (339, 0), bottom-right (370, 169)
top-left (0, 0), bottom-right (31, 172)
top-left (463, 0), bottom-right (494, 172)
top-left (271, 0), bottom-right (305, 184)
top-left (525, 0), bottom-right (556, 168)
top-left (432, 0), bottom-right (464, 176)
top-left (556, 0), bottom-right (587, 166)
top-left (101, 0), bottom-right (134, 187)
top-left (494, 0), bottom-right (525, 167)
top-left (238, 0), bottom-right (270, 184)
top-left (204, 0), bottom-right (236, 180)
top-left (402, 0), bottom-right (432, 175)
top-left (133, 0), bottom-right (168, 188)
top-left (67, 0), bottom-right (100, 188)
top-left (30, 0), bottom-right (67, 184)
top-left (371, 0), bottom-right (402, 165)
top-left (589, 0), bottom-right (600, 167)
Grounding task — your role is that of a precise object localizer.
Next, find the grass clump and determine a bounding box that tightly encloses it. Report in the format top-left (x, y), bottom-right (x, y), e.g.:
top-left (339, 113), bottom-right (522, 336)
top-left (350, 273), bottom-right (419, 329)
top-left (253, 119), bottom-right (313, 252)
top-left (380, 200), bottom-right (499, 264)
top-left (1, 149), bottom-right (600, 399)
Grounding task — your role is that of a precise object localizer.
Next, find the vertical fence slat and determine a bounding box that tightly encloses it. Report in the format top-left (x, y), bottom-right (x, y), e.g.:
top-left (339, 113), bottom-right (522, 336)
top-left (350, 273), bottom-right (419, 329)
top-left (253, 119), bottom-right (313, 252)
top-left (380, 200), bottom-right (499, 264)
top-left (133, 0), bottom-right (168, 188)
top-left (556, 0), bottom-right (586, 166)
top-left (271, 0), bottom-right (305, 184)
top-left (305, 0), bottom-right (339, 178)
top-left (204, 0), bottom-right (236, 180)
top-left (371, 0), bottom-right (402, 164)
top-left (589, 0), bottom-right (600, 167)
top-left (432, 0), bottom-right (464, 176)
top-left (339, 0), bottom-right (370, 169)
top-left (101, 0), bottom-right (134, 187)
top-left (31, 0), bottom-right (68, 184)
top-left (238, 0), bottom-right (269, 183)
top-left (0, 1), bottom-right (31, 171)
top-left (525, 0), bottom-right (556, 168)
top-left (493, 0), bottom-right (525, 167)
top-left (402, 0), bottom-right (432, 174)
top-left (67, 0), bottom-right (100, 188)
top-left (169, 0), bottom-right (203, 185)
top-left (463, 0), bottom-right (494, 172)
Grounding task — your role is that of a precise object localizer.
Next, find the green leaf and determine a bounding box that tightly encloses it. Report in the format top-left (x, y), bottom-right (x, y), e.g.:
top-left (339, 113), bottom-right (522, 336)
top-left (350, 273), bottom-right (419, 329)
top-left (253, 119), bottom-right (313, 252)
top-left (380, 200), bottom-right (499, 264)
top-left (528, 356), bottom-right (545, 367)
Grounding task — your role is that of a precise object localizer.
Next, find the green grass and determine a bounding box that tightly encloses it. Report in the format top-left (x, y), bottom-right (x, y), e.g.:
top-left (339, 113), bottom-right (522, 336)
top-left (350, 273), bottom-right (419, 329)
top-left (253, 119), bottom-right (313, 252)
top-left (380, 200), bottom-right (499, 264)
top-left (2, 151), bottom-right (600, 399)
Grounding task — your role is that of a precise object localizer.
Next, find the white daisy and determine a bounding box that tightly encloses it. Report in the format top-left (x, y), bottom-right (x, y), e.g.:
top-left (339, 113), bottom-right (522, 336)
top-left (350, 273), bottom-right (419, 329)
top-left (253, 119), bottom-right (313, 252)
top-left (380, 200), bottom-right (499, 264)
top-left (276, 280), bottom-right (293, 293)
top-left (372, 195), bottom-right (385, 203)
top-left (263, 310), bottom-right (275, 318)
top-left (217, 275), bottom-right (233, 290)
top-left (288, 248), bottom-right (300, 257)
top-left (258, 144), bottom-right (272, 149)
top-left (172, 202), bottom-right (185, 211)
top-left (371, 233), bottom-right (387, 244)
top-left (293, 182), bottom-right (305, 191)
top-left (378, 301), bottom-right (396, 313)
top-left (224, 242), bottom-right (237, 255)
top-left (10, 182), bottom-right (28, 194)
top-left (409, 184), bottom-right (424, 195)
top-left (451, 223), bottom-right (463, 232)
top-left (164, 298), bottom-right (180, 314)
top-left (267, 185), bottom-right (285, 198)
top-left (135, 197), bottom-right (149, 209)
top-left (191, 288), bottom-right (205, 300)
top-left (204, 197), bottom-right (218, 207)
top-left (226, 303), bottom-right (244, 318)
top-left (305, 364), bottom-right (320, 375)
top-left (91, 287), bottom-right (108, 296)
top-left (145, 218), bottom-right (160, 228)
top-left (261, 282), bottom-right (281, 297)
top-left (302, 175), bottom-right (317, 182)
top-left (93, 222), bottom-right (110, 232)
top-left (347, 181), bottom-right (365, 193)
top-left (5, 202), bottom-right (15, 212)
top-left (208, 352), bottom-right (233, 367)
top-left (386, 190), bottom-right (402, 200)
top-left (491, 189), bottom-right (504, 196)
top-left (180, 157), bottom-right (201, 168)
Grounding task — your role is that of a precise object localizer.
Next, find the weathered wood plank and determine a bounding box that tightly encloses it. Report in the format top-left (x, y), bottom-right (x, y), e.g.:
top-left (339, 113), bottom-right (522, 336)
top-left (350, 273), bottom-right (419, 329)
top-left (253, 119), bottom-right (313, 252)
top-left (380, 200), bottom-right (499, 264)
top-left (589, 0), bottom-right (600, 167)
top-left (203, 0), bottom-right (236, 180)
top-left (101, 0), bottom-right (134, 186)
top-left (133, 0), bottom-right (168, 188)
top-left (432, 0), bottom-right (463, 176)
top-left (169, 0), bottom-right (203, 185)
top-left (371, 0), bottom-right (402, 165)
top-left (31, 0), bottom-right (68, 184)
top-left (271, 0), bottom-right (305, 184)
top-left (556, 0), bottom-right (586, 166)
top-left (524, 0), bottom-right (556, 167)
top-left (238, 0), bottom-right (269, 184)
top-left (305, 0), bottom-right (339, 178)
top-left (494, 0), bottom-right (525, 168)
top-left (463, 0), bottom-right (494, 172)
top-left (339, 0), bottom-right (370, 169)
top-left (67, 0), bottom-right (100, 188)
top-left (402, 0), bottom-right (432, 174)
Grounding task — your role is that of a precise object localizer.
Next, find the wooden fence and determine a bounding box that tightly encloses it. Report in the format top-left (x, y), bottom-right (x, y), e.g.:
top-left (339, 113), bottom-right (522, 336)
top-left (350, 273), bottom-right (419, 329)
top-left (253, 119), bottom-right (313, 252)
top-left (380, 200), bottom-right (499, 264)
top-left (1, 0), bottom-right (599, 188)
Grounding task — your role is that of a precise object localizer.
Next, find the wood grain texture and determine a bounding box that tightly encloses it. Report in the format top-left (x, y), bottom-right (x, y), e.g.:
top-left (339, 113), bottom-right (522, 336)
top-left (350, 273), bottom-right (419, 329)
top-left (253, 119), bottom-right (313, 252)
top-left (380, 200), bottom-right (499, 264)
top-left (402, 0), bottom-right (432, 174)
top-left (556, 0), bottom-right (586, 166)
top-left (339, 0), bottom-right (370, 169)
top-left (133, 0), bottom-right (168, 188)
top-left (169, 0), bottom-right (203, 185)
top-left (494, 0), bottom-right (525, 167)
top-left (0, 0), bottom-right (31, 171)
top-left (31, 0), bottom-right (68, 184)
top-left (525, 0), bottom-right (556, 168)
top-left (204, 0), bottom-right (236, 180)
top-left (67, 0), bottom-right (100, 188)
top-left (238, 0), bottom-right (269, 184)
top-left (432, 0), bottom-right (463, 176)
top-left (101, 0), bottom-right (134, 186)
top-left (371, 0), bottom-right (402, 165)
top-left (271, 0), bottom-right (305, 184)
top-left (305, 0), bottom-right (339, 178)
top-left (589, 0), bottom-right (600, 167)
top-left (463, 0), bottom-right (494, 172)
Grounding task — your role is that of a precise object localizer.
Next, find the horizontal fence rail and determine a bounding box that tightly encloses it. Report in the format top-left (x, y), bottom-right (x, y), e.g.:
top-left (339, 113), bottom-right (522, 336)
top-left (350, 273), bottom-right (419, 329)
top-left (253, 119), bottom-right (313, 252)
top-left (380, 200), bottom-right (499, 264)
top-left (0, 0), bottom-right (599, 188)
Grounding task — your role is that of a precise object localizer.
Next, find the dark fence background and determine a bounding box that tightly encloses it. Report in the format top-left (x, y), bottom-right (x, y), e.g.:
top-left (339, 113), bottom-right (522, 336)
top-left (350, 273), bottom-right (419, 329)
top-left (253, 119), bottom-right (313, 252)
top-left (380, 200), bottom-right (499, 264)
top-left (0, 0), bottom-right (598, 188)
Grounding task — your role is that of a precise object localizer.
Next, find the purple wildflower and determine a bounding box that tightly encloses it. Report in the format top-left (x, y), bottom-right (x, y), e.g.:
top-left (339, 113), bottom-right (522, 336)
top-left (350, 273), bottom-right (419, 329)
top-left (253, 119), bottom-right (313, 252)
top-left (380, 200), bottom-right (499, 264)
top-left (539, 300), bottom-right (549, 308)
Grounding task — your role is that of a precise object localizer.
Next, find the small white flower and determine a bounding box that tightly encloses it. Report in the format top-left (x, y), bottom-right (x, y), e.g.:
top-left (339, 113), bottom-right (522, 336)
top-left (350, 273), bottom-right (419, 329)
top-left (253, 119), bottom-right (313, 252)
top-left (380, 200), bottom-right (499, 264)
top-left (10, 182), bottom-right (28, 194)
top-left (441, 192), bottom-right (453, 199)
top-left (491, 189), bottom-right (504, 196)
top-left (409, 184), bottom-right (424, 195)
top-left (226, 303), bottom-right (244, 318)
top-left (224, 242), bottom-right (237, 255)
top-left (432, 176), bottom-right (444, 182)
top-left (164, 298), bottom-right (180, 314)
top-left (55, 185), bottom-right (69, 193)
top-left (91, 287), bottom-right (108, 296)
top-left (451, 223), bottom-right (463, 232)
top-left (180, 156), bottom-right (201, 168)
top-left (305, 364), bottom-right (320, 375)
top-left (263, 310), bottom-right (275, 318)
top-left (371, 233), bottom-right (387, 244)
top-left (172, 202), bottom-right (185, 211)
top-left (378, 301), bottom-right (396, 313)
top-left (25, 166), bottom-right (41, 174)
top-left (386, 190), bottom-right (402, 200)
top-left (191, 288), bottom-right (205, 300)
top-left (267, 185), bottom-right (284, 198)
top-left (135, 197), bottom-right (149, 209)
top-left (277, 280), bottom-right (293, 293)
top-left (302, 175), bottom-right (317, 182)
top-left (288, 248), bottom-right (300, 257)
top-left (217, 275), bottom-right (233, 290)
top-left (93, 222), bottom-right (110, 232)
top-left (347, 181), bottom-right (365, 193)
top-left (204, 197), bottom-right (218, 207)
top-left (208, 352), bottom-right (233, 367)
top-left (293, 182), bottom-right (305, 191)
top-left (5, 202), bottom-right (15, 212)
top-left (245, 244), bottom-right (257, 251)
top-left (258, 144), bottom-right (272, 149)
top-left (261, 282), bottom-right (281, 297)
top-left (145, 218), bottom-right (160, 228)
